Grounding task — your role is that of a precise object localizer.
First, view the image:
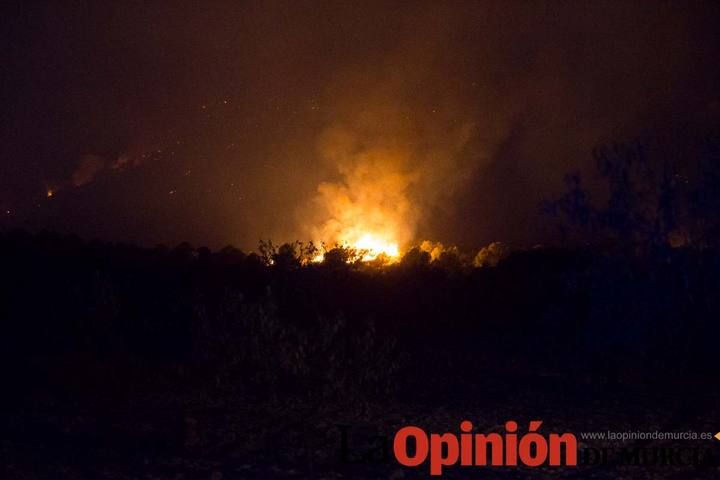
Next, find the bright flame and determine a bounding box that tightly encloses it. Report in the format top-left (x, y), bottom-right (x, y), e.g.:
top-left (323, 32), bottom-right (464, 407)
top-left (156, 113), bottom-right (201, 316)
top-left (46, 189), bottom-right (54, 198)
top-left (351, 232), bottom-right (399, 261)
top-left (310, 232), bottom-right (401, 263)
top-left (304, 127), bottom-right (421, 264)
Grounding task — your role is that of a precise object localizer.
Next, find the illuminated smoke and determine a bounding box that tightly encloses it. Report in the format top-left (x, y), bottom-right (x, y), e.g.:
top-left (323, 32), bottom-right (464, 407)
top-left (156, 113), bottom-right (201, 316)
top-left (303, 114), bottom-right (480, 258)
top-left (305, 126), bottom-right (417, 260)
top-left (301, 87), bottom-right (482, 259)
top-left (296, 6), bottom-right (513, 258)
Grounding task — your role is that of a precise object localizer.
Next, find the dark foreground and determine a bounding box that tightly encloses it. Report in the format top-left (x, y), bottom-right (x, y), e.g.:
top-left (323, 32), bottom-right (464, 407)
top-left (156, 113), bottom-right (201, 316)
top-left (1, 231), bottom-right (719, 478)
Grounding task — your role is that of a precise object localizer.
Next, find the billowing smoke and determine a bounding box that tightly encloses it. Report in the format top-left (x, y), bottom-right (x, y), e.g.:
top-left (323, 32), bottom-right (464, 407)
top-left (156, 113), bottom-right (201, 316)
top-left (297, 1), bottom-right (720, 253)
top-left (6, 1), bottom-right (719, 249)
top-left (309, 126), bottom-right (418, 254)
top-left (299, 5), bottom-right (518, 254)
top-left (305, 115), bottom-right (477, 255)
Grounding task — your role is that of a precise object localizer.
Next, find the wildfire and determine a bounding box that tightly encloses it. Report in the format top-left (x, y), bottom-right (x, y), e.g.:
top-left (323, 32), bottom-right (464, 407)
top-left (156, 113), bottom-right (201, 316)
top-left (353, 232), bottom-right (399, 260)
top-left (310, 231), bottom-right (401, 263)
top-left (304, 127), bottom-right (423, 265)
top-left (306, 165), bottom-right (410, 262)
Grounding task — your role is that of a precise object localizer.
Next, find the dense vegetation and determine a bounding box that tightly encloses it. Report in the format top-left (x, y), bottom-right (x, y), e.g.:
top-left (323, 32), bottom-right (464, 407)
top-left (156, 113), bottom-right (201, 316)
top-left (2, 228), bottom-right (718, 403)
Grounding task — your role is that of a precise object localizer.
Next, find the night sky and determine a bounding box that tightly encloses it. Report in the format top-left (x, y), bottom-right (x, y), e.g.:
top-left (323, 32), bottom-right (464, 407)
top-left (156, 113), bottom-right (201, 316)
top-left (2, 1), bottom-right (719, 250)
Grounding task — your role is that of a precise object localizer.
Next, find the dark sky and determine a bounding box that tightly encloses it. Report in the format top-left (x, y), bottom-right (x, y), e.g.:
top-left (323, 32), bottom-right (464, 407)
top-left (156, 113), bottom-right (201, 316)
top-left (2, 1), bottom-right (719, 250)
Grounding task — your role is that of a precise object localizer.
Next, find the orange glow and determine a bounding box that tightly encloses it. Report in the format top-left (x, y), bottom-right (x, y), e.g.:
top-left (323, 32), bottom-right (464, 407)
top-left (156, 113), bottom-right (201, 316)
top-left (310, 232), bottom-right (401, 263)
top-left (353, 232), bottom-right (399, 260)
top-left (310, 220), bottom-right (404, 264)
top-left (306, 135), bottom-right (416, 264)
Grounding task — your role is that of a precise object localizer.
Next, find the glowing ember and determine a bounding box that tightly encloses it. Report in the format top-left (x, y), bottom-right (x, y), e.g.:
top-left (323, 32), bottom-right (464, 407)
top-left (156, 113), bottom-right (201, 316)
top-left (46, 189), bottom-right (54, 198)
